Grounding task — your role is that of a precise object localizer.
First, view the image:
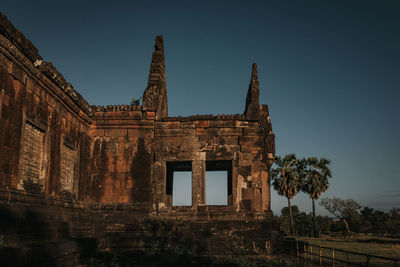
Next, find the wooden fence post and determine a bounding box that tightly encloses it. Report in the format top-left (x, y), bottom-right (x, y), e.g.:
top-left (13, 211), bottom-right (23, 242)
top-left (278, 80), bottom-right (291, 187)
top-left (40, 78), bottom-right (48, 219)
top-left (291, 240), bottom-right (294, 256)
top-left (319, 245), bottom-right (322, 266)
top-left (366, 255), bottom-right (371, 266)
top-left (289, 241), bottom-right (400, 267)
top-left (292, 240), bottom-right (295, 256)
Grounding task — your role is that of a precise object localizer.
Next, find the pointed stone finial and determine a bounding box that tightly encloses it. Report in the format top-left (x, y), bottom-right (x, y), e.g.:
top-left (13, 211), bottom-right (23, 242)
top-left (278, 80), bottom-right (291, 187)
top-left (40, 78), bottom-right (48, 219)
top-left (251, 62), bottom-right (258, 80)
top-left (244, 63), bottom-right (260, 120)
top-left (142, 35), bottom-right (168, 120)
top-left (154, 35), bottom-right (164, 53)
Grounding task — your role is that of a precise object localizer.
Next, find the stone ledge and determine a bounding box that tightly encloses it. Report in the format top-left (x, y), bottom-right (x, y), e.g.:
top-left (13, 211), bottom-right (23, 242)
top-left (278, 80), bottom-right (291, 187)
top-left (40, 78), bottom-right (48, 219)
top-left (0, 35), bottom-right (94, 122)
top-left (167, 114), bottom-right (246, 121)
top-left (0, 12), bottom-right (42, 64)
top-left (0, 14), bottom-right (93, 120)
top-left (92, 104), bottom-right (141, 112)
top-left (0, 188), bottom-right (275, 221)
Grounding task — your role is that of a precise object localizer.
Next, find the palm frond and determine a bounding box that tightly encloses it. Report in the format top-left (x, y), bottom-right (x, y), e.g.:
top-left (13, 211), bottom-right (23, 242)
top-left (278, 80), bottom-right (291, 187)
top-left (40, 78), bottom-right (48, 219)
top-left (301, 156), bottom-right (332, 199)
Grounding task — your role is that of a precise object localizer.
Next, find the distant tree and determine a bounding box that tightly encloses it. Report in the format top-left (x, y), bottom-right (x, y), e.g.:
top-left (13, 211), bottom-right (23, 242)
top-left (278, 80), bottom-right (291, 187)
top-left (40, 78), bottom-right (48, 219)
top-left (319, 197), bottom-right (361, 236)
top-left (301, 157), bottom-right (332, 237)
top-left (276, 214), bottom-right (290, 234)
top-left (130, 97), bottom-right (141, 106)
top-left (389, 207), bottom-right (400, 218)
top-left (316, 215), bottom-right (336, 234)
top-left (281, 205), bottom-right (299, 218)
top-left (295, 212), bottom-right (313, 236)
top-left (360, 207), bottom-right (374, 233)
top-left (277, 206), bottom-right (299, 234)
top-left (271, 154), bottom-right (302, 235)
top-left (358, 206), bottom-right (400, 235)
top-left (387, 207), bottom-right (400, 234)
top-left (347, 212), bottom-right (362, 233)
top-left (359, 207), bottom-right (395, 234)
top-left (278, 206), bottom-right (313, 236)
top-left (370, 210), bottom-right (389, 234)
top-left (278, 206), bottom-right (336, 236)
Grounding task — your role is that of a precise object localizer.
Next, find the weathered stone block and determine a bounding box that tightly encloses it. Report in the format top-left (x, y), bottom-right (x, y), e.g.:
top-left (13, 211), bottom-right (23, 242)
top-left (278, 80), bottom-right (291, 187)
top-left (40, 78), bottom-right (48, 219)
top-left (195, 128), bottom-right (206, 135)
top-left (243, 127), bottom-right (260, 135)
top-left (0, 54), bottom-right (8, 71)
top-left (239, 136), bottom-right (262, 146)
top-left (11, 63), bottom-right (25, 84)
top-left (144, 111), bottom-right (155, 120)
top-left (240, 146), bottom-right (254, 153)
top-left (218, 127), bottom-right (243, 136)
top-left (194, 120), bottom-right (210, 128)
top-left (252, 188), bottom-right (262, 211)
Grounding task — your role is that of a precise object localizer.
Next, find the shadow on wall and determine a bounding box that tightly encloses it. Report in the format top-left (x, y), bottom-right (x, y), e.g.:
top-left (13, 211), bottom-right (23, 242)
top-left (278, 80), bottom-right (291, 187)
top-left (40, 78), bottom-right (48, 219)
top-left (0, 205), bottom-right (49, 239)
top-left (131, 138), bottom-right (152, 202)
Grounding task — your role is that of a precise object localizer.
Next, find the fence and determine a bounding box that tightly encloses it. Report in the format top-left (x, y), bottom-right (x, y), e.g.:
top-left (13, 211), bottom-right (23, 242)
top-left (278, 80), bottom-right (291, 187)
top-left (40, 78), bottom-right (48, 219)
top-left (284, 239), bottom-right (399, 267)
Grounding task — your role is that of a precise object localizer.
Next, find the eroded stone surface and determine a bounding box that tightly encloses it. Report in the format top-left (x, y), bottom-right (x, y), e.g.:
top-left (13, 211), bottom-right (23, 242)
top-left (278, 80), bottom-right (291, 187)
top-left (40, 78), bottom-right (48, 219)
top-left (143, 35), bottom-right (168, 121)
top-left (18, 122), bottom-right (45, 191)
top-left (59, 143), bottom-right (77, 193)
top-left (245, 63), bottom-right (260, 121)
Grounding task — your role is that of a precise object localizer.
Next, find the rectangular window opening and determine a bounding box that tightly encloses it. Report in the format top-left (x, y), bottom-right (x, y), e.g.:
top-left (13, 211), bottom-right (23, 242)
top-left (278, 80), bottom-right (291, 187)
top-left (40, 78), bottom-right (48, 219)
top-left (166, 161), bottom-right (192, 206)
top-left (205, 160), bottom-right (232, 206)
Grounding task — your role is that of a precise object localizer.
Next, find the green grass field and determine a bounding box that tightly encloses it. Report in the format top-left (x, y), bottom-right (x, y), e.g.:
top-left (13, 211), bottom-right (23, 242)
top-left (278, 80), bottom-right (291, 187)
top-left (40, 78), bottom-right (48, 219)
top-left (295, 234), bottom-right (400, 266)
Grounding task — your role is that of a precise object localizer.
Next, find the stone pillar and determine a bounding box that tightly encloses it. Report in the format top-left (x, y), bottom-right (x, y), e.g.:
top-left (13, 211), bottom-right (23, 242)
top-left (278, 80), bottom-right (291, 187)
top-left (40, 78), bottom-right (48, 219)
top-left (265, 161), bottom-right (273, 211)
top-left (152, 160), bottom-right (165, 204)
top-left (192, 160), bottom-right (205, 207)
top-left (231, 160), bottom-right (239, 208)
top-left (261, 170), bottom-right (269, 211)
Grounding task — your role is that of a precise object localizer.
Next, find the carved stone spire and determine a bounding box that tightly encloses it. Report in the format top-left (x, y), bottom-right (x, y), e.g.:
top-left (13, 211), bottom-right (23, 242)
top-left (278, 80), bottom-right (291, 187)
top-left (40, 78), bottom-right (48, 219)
top-left (244, 63), bottom-right (260, 120)
top-left (142, 35), bottom-right (168, 120)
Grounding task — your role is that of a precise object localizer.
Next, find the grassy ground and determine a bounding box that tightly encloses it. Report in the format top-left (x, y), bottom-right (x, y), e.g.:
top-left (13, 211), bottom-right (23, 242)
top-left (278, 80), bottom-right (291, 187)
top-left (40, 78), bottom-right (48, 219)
top-left (294, 234), bottom-right (400, 266)
top-left (84, 251), bottom-right (313, 267)
top-left (211, 255), bottom-right (314, 267)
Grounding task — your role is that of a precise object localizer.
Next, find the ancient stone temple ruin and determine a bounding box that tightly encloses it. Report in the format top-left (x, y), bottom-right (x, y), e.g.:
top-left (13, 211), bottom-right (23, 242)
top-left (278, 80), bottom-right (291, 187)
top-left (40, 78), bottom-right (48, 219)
top-left (0, 12), bottom-right (277, 265)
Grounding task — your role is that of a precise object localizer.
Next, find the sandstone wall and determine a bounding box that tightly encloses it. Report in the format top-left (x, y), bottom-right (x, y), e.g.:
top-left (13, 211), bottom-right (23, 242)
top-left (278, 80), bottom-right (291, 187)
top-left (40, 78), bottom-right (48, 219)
top-left (0, 12), bottom-right (279, 264)
top-left (0, 12), bottom-right (275, 212)
top-left (0, 13), bottom-right (93, 199)
top-left (153, 115), bottom-right (272, 212)
top-left (0, 188), bottom-right (279, 266)
top-left (83, 106), bottom-right (155, 202)
top-left (83, 111), bottom-right (274, 213)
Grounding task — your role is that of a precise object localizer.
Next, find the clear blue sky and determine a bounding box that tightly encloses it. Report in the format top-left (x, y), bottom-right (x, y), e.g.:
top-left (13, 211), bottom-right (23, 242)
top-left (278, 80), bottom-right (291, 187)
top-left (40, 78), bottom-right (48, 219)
top-left (2, 0), bottom-right (399, 215)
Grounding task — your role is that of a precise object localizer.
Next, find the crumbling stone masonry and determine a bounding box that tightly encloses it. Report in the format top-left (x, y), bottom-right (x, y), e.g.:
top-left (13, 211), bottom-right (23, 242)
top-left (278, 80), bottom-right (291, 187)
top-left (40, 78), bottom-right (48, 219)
top-left (0, 12), bottom-right (278, 265)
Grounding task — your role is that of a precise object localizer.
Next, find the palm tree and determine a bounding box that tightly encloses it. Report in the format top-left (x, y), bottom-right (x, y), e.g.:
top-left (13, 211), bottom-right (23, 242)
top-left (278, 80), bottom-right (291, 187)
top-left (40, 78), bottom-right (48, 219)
top-left (271, 154), bottom-right (302, 235)
top-left (301, 157), bottom-right (332, 237)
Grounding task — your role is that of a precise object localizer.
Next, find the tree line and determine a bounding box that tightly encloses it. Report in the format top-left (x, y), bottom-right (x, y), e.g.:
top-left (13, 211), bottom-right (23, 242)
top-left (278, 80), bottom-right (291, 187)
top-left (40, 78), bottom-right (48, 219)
top-left (271, 154), bottom-right (400, 236)
top-left (276, 204), bottom-right (400, 237)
